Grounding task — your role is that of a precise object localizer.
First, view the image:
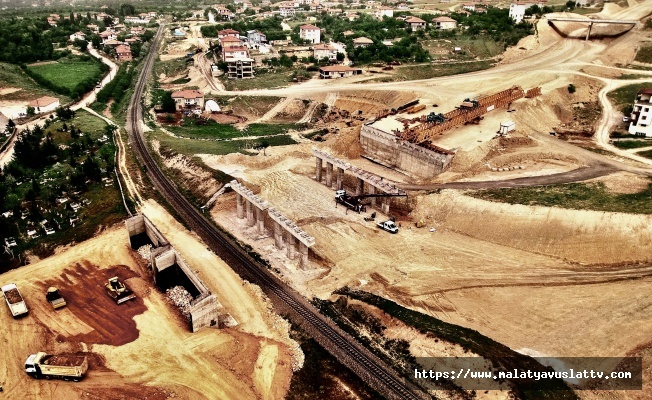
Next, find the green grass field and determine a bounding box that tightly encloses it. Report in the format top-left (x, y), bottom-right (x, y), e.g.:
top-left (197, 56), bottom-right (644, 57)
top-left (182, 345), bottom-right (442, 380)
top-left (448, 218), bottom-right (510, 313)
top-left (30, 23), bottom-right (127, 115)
top-left (612, 140), bottom-right (652, 150)
top-left (638, 149), bottom-right (652, 159)
top-left (0, 62), bottom-right (67, 102)
top-left (634, 45), bottom-right (652, 64)
top-left (28, 59), bottom-right (102, 91)
top-left (168, 120), bottom-right (297, 140)
top-left (470, 182), bottom-right (652, 214)
top-left (45, 109), bottom-right (108, 145)
top-left (392, 60), bottom-right (493, 81)
top-left (222, 68), bottom-right (295, 91)
top-left (150, 128), bottom-right (297, 156)
top-left (607, 82), bottom-right (652, 113)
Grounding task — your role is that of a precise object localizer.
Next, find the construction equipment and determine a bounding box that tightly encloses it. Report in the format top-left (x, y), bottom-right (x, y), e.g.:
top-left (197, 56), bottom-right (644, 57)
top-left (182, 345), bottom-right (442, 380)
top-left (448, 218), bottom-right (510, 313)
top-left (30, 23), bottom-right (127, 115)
top-left (46, 287), bottom-right (66, 309)
top-left (25, 352), bottom-right (88, 381)
top-left (377, 220), bottom-right (399, 234)
top-left (105, 277), bottom-right (136, 304)
top-left (335, 190), bottom-right (408, 213)
top-left (2, 283), bottom-right (28, 318)
top-left (396, 86), bottom-right (541, 150)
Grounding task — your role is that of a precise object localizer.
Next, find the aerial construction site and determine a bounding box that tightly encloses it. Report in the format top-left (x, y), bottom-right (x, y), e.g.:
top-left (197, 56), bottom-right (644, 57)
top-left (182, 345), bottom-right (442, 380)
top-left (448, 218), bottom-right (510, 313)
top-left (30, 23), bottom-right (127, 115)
top-left (3, 1), bottom-right (652, 399)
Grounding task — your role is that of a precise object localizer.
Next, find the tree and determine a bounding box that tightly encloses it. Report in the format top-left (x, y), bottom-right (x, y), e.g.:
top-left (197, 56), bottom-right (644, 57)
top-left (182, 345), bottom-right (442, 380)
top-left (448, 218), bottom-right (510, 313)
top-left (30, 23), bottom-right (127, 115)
top-left (161, 91), bottom-right (177, 113)
top-left (568, 84), bottom-right (576, 93)
top-left (119, 3), bottom-right (136, 16)
top-left (73, 39), bottom-right (88, 52)
top-left (336, 52), bottom-right (345, 61)
top-left (26, 106), bottom-right (35, 116)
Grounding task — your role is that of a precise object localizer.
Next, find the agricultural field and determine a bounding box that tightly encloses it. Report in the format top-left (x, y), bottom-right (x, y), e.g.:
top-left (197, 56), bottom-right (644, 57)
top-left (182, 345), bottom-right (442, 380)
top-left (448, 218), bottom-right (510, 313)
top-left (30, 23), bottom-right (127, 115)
top-left (166, 120), bottom-right (298, 140)
top-left (26, 56), bottom-right (105, 96)
top-left (0, 62), bottom-right (66, 102)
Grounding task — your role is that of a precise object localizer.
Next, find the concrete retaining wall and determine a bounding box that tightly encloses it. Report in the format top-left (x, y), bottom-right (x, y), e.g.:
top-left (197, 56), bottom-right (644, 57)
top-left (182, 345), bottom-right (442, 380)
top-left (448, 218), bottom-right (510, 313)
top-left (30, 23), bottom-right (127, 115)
top-left (360, 124), bottom-right (454, 178)
top-left (126, 214), bottom-right (234, 332)
top-left (125, 214), bottom-right (169, 248)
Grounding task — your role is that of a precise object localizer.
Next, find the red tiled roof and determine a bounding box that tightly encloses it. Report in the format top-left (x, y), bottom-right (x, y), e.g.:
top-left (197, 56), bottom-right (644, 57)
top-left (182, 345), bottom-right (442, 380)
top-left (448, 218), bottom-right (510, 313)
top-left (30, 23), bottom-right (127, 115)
top-left (171, 90), bottom-right (204, 99)
top-left (300, 24), bottom-right (320, 30)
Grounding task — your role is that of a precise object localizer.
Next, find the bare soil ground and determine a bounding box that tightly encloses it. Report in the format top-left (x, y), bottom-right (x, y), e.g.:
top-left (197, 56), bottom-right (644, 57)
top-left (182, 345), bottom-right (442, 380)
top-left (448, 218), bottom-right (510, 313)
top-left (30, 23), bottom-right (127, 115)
top-left (0, 214), bottom-right (295, 400)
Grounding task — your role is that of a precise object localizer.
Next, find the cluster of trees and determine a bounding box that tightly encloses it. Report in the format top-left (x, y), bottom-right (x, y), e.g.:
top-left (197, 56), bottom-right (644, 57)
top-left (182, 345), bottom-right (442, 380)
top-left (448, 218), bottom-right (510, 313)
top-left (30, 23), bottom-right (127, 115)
top-left (96, 63), bottom-right (135, 113)
top-left (350, 36), bottom-right (431, 63)
top-left (451, 8), bottom-right (534, 46)
top-left (201, 18), bottom-right (287, 41)
top-left (21, 55), bottom-right (109, 99)
top-left (0, 15), bottom-right (103, 63)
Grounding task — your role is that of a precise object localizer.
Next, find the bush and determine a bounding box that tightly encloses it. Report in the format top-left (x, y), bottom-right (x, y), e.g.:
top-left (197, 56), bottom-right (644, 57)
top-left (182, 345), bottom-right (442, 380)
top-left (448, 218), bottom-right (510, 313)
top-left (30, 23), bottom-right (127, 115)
top-left (568, 84), bottom-right (576, 93)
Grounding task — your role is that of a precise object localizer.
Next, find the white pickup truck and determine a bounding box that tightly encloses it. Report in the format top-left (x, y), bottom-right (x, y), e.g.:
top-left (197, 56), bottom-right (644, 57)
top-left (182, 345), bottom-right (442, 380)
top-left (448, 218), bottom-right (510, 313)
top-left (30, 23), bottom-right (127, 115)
top-left (2, 283), bottom-right (29, 318)
top-left (377, 220), bottom-right (399, 234)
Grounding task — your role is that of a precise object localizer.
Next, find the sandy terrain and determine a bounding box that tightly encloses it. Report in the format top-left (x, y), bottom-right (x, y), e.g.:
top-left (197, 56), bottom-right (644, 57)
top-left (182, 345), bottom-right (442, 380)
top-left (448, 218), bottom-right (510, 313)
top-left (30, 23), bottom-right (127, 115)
top-left (0, 207), bottom-right (296, 400)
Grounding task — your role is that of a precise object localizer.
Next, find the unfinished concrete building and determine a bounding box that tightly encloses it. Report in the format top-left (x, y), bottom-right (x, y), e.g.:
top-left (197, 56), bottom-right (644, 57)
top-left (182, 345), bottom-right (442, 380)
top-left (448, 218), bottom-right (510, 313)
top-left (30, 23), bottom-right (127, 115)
top-left (226, 58), bottom-right (255, 79)
top-left (125, 214), bottom-right (236, 332)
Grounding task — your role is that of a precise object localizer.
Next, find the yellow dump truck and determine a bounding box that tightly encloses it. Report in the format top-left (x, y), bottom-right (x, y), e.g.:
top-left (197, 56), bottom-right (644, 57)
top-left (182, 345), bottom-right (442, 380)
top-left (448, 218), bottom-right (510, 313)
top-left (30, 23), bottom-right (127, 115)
top-left (25, 352), bottom-right (88, 381)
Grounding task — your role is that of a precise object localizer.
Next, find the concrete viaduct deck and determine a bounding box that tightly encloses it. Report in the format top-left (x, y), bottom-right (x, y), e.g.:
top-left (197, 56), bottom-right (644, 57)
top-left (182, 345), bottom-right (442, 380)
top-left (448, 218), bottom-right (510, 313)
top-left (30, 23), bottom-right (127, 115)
top-left (312, 148), bottom-right (405, 214)
top-left (547, 17), bottom-right (637, 40)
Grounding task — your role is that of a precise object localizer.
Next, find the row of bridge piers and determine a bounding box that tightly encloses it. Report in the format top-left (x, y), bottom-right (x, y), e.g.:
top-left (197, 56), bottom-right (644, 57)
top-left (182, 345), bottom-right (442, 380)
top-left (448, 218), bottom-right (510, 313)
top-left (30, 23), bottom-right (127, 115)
top-left (231, 180), bottom-right (314, 268)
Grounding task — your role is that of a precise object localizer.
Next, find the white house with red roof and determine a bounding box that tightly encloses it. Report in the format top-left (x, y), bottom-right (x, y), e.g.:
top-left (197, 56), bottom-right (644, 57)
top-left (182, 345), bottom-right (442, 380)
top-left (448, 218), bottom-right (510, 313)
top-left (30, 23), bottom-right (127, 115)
top-left (299, 24), bottom-right (321, 44)
top-left (171, 90), bottom-right (205, 111)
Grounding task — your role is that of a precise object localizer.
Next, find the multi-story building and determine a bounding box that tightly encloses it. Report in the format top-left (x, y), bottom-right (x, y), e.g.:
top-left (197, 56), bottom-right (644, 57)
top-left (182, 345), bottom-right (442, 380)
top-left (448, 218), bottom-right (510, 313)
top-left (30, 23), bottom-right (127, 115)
top-left (373, 6), bottom-right (393, 19)
top-left (299, 24), bottom-right (321, 44)
top-left (628, 89), bottom-right (652, 137)
top-left (115, 44), bottom-right (132, 61)
top-left (509, 1), bottom-right (546, 23)
top-left (226, 58), bottom-right (255, 79)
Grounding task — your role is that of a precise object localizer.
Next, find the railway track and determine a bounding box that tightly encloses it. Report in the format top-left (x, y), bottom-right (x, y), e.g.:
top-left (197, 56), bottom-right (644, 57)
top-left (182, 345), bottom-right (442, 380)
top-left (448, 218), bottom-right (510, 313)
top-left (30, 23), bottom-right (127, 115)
top-left (125, 25), bottom-right (429, 400)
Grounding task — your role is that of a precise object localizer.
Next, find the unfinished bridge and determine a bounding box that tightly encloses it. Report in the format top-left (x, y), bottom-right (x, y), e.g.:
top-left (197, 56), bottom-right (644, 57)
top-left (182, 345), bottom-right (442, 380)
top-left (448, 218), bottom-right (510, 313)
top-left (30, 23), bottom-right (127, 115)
top-left (547, 17), bottom-right (637, 40)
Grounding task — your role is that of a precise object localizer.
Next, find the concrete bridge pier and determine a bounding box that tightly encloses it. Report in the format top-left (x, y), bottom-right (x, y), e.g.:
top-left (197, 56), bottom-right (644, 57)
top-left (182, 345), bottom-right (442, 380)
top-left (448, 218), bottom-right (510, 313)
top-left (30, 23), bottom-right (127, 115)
top-left (236, 193), bottom-right (244, 219)
top-left (274, 221), bottom-right (284, 249)
top-left (355, 178), bottom-right (364, 196)
top-left (298, 242), bottom-right (309, 269)
top-left (381, 197), bottom-right (390, 215)
top-left (368, 185), bottom-right (376, 207)
top-left (325, 162), bottom-right (333, 188)
top-left (336, 167), bottom-right (344, 190)
top-left (246, 200), bottom-right (255, 227)
top-left (287, 235), bottom-right (296, 259)
top-left (315, 157), bottom-right (323, 182)
top-left (255, 208), bottom-right (265, 234)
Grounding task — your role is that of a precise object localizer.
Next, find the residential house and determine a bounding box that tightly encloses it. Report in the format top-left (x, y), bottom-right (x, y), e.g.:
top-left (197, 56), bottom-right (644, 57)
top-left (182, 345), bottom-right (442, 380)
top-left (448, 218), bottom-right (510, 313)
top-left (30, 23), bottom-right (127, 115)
top-left (87, 24), bottom-right (99, 33)
top-left (171, 90), bottom-right (205, 111)
top-left (131, 26), bottom-right (145, 35)
top-left (220, 36), bottom-right (244, 49)
top-left (103, 39), bottom-right (123, 47)
top-left (299, 24), bottom-right (321, 44)
top-left (124, 16), bottom-right (149, 24)
top-left (461, 3), bottom-right (475, 11)
top-left (218, 29), bottom-right (240, 39)
top-left (28, 96), bottom-right (60, 114)
top-left (374, 6), bottom-right (393, 19)
top-left (405, 16), bottom-right (426, 30)
top-left (99, 30), bottom-right (117, 44)
top-left (113, 23), bottom-right (126, 32)
top-left (247, 30), bottom-right (267, 45)
top-left (115, 44), bottom-right (132, 61)
top-left (319, 65), bottom-right (362, 79)
top-left (125, 37), bottom-right (141, 44)
top-left (432, 16), bottom-right (457, 30)
top-left (69, 31), bottom-right (86, 41)
top-left (509, 1), bottom-right (546, 23)
top-left (313, 43), bottom-right (337, 61)
top-left (353, 36), bottom-right (374, 48)
top-left (47, 17), bottom-right (57, 27)
top-left (396, 3), bottom-right (409, 10)
top-left (215, 6), bottom-right (236, 20)
top-left (628, 89), bottom-right (652, 137)
top-left (279, 5), bottom-right (296, 17)
top-left (343, 30), bottom-right (355, 37)
top-left (139, 11), bottom-right (156, 20)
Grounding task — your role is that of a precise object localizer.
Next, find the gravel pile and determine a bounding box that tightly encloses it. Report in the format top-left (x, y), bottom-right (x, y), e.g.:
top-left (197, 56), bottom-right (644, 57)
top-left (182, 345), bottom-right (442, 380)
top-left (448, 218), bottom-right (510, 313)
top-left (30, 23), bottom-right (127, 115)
top-left (166, 286), bottom-right (193, 319)
top-left (137, 244), bottom-right (152, 260)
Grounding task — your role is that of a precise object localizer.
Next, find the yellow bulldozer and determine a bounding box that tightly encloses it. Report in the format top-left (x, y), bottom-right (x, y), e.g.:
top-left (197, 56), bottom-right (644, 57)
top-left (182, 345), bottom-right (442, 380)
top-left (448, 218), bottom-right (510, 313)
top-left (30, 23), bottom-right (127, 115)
top-left (105, 277), bottom-right (136, 304)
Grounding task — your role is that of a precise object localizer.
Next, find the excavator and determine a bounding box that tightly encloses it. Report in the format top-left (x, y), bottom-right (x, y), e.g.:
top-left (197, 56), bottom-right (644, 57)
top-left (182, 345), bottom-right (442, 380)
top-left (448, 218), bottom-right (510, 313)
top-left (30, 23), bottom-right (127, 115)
top-left (335, 190), bottom-right (407, 214)
top-left (105, 277), bottom-right (136, 304)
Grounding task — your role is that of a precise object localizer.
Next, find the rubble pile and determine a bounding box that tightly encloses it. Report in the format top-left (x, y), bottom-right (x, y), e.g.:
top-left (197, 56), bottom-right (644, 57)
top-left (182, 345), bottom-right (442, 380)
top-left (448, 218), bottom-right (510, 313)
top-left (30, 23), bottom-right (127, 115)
top-left (137, 244), bottom-right (152, 260)
top-left (165, 286), bottom-right (193, 319)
